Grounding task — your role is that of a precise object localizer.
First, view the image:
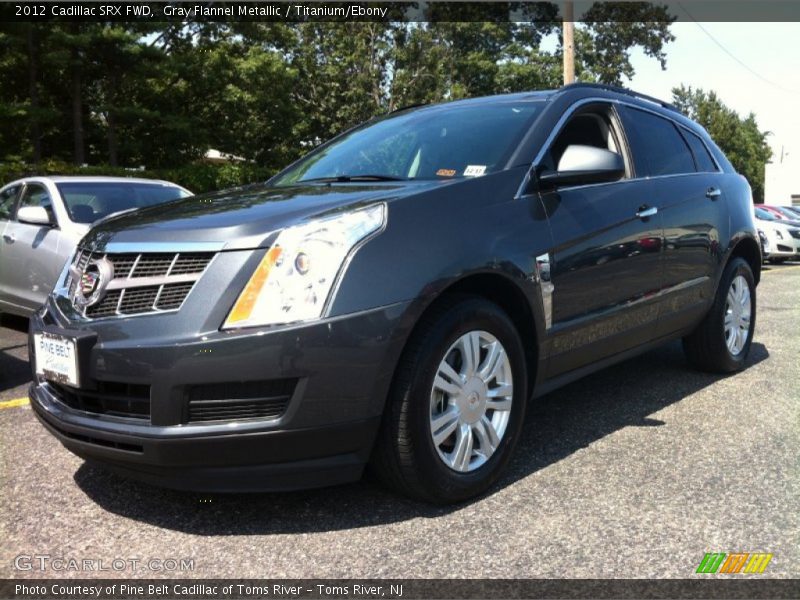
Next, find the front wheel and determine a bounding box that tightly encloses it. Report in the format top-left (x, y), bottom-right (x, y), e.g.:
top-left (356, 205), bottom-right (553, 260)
top-left (683, 258), bottom-right (756, 373)
top-left (371, 296), bottom-right (527, 503)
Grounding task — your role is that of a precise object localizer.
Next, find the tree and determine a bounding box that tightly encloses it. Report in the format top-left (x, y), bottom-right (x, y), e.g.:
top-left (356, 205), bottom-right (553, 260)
top-left (576, 2), bottom-right (675, 85)
top-left (672, 85), bottom-right (772, 202)
top-left (0, 11), bottom-right (677, 173)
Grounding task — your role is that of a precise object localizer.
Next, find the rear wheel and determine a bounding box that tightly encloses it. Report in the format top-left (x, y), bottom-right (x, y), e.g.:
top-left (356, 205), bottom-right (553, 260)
top-left (683, 258), bottom-right (756, 373)
top-left (371, 296), bottom-right (527, 503)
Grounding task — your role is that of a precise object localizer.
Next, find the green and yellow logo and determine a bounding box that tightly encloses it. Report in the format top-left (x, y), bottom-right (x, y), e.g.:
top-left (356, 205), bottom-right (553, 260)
top-left (696, 552), bottom-right (773, 574)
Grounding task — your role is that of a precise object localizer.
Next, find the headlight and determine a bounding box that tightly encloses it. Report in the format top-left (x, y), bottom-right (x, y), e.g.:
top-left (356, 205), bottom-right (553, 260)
top-left (223, 204), bottom-right (386, 329)
top-left (776, 229), bottom-right (783, 240)
top-left (758, 230), bottom-right (770, 251)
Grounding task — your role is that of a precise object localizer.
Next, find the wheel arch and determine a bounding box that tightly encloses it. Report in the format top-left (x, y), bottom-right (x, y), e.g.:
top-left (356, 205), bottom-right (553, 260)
top-left (727, 235), bottom-right (762, 286)
top-left (397, 271), bottom-right (542, 402)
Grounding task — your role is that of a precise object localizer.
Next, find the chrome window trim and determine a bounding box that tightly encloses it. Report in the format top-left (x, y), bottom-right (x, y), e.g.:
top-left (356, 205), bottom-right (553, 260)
top-left (528, 171), bottom-right (719, 195)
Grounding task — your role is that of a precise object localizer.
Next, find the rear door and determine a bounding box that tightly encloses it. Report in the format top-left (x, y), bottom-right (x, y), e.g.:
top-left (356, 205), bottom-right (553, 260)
top-left (619, 107), bottom-right (725, 336)
top-left (1, 182), bottom-right (65, 312)
top-left (539, 103), bottom-right (664, 377)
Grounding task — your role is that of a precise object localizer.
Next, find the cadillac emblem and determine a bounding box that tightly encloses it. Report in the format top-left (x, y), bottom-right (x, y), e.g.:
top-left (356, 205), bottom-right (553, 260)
top-left (72, 257), bottom-right (114, 308)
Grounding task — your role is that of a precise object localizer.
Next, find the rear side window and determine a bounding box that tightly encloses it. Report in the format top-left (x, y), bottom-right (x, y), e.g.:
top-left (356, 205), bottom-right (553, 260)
top-left (682, 129), bottom-right (718, 172)
top-left (622, 107), bottom-right (695, 177)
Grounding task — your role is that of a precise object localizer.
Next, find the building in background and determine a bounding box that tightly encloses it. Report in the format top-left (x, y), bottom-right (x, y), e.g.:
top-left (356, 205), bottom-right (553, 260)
top-left (765, 158), bottom-right (800, 206)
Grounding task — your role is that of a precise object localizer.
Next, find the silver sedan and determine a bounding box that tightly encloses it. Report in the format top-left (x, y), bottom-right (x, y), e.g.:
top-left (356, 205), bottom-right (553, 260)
top-left (0, 176), bottom-right (191, 316)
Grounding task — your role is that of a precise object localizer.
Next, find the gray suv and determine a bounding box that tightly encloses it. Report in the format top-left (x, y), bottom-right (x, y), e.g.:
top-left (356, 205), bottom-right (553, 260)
top-left (28, 85), bottom-right (761, 503)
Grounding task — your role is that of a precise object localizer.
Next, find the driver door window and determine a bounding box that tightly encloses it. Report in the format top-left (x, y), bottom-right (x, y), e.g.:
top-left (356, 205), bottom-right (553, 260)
top-left (17, 183), bottom-right (56, 224)
top-left (0, 185), bottom-right (21, 222)
top-left (542, 109), bottom-right (630, 180)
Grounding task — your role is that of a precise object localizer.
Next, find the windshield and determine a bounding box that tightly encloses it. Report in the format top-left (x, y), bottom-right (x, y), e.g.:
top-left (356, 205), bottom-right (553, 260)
top-left (272, 101), bottom-right (544, 185)
top-left (56, 182), bottom-right (191, 224)
top-left (776, 206), bottom-right (800, 219)
top-left (755, 207), bottom-right (776, 221)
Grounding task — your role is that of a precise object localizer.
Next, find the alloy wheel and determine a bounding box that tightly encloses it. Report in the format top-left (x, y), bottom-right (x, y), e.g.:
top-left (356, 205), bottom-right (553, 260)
top-left (429, 330), bottom-right (514, 472)
top-left (724, 274), bottom-right (752, 356)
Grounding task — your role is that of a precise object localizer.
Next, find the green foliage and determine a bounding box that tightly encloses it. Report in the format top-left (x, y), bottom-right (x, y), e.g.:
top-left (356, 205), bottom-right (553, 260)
top-left (672, 85), bottom-right (772, 202)
top-left (0, 16), bottom-right (677, 191)
top-left (577, 3), bottom-right (675, 85)
top-left (0, 160), bottom-right (275, 194)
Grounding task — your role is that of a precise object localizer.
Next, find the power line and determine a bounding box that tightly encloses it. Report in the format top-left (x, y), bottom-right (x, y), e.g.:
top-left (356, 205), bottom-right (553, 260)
top-left (677, 2), bottom-right (799, 95)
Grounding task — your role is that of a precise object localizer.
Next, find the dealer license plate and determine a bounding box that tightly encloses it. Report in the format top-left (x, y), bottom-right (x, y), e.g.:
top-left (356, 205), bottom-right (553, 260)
top-left (34, 332), bottom-right (79, 387)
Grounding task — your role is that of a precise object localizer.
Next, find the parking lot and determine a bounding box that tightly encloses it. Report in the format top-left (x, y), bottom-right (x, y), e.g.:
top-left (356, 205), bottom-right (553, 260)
top-left (1, 264), bottom-right (798, 580)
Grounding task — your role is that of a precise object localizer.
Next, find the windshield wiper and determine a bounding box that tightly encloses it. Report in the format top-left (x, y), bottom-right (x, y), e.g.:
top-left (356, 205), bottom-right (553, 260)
top-left (91, 207), bottom-right (139, 226)
top-left (301, 174), bottom-right (410, 183)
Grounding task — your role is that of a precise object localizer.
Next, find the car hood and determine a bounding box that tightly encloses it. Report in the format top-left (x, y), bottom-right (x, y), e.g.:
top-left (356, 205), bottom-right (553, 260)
top-left (80, 181), bottom-right (440, 252)
top-left (758, 218), bottom-right (799, 233)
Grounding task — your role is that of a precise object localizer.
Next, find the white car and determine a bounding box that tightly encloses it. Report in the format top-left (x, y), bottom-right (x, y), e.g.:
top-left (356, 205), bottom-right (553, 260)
top-left (755, 206), bottom-right (800, 263)
top-left (0, 176), bottom-right (191, 316)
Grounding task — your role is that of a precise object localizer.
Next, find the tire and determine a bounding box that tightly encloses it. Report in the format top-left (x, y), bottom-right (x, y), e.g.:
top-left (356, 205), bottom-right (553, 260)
top-left (683, 258), bottom-right (756, 373)
top-left (370, 296), bottom-right (527, 504)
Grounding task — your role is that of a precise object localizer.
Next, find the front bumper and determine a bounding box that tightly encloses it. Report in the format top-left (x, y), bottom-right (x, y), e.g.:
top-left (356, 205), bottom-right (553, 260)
top-left (29, 297), bottom-right (414, 492)
top-left (770, 231), bottom-right (800, 258)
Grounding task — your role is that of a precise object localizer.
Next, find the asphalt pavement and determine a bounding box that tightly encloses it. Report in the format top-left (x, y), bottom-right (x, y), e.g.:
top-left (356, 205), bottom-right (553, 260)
top-left (1, 264), bottom-right (798, 579)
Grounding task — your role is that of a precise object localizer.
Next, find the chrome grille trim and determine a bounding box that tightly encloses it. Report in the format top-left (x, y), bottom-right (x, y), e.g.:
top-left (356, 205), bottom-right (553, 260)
top-left (105, 273), bottom-right (204, 290)
top-left (65, 248), bottom-right (215, 320)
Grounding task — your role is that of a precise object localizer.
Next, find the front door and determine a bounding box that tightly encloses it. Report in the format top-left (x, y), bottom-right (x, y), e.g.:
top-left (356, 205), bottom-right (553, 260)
top-left (0, 183), bottom-right (23, 310)
top-left (535, 104), bottom-right (664, 378)
top-left (1, 182), bottom-right (64, 312)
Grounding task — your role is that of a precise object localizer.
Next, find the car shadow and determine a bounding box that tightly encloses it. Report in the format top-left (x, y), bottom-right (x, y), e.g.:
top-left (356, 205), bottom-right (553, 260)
top-left (0, 314), bottom-right (32, 391)
top-left (0, 313), bottom-right (29, 333)
top-left (73, 340), bottom-right (769, 535)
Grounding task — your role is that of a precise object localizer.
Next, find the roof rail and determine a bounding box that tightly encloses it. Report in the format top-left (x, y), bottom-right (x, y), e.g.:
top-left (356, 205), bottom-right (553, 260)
top-left (559, 82), bottom-right (681, 114)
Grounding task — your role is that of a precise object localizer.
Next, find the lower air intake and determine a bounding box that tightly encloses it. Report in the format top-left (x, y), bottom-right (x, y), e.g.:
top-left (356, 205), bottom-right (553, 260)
top-left (186, 379), bottom-right (297, 423)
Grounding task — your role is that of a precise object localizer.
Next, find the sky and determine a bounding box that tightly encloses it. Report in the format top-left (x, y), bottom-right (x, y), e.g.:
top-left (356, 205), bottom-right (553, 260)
top-left (623, 21), bottom-right (800, 165)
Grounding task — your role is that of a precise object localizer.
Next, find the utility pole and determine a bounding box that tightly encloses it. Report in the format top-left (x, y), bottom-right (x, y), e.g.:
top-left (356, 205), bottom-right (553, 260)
top-left (563, 1), bottom-right (575, 85)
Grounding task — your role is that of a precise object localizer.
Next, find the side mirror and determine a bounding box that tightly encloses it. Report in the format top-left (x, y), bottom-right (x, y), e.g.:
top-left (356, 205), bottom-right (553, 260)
top-left (537, 145), bottom-right (625, 188)
top-left (17, 205), bottom-right (53, 227)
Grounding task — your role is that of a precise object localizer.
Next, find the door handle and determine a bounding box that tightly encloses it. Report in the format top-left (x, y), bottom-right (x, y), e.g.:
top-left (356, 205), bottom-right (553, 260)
top-left (706, 187), bottom-right (722, 199)
top-left (2, 233), bottom-right (14, 243)
top-left (636, 206), bottom-right (658, 219)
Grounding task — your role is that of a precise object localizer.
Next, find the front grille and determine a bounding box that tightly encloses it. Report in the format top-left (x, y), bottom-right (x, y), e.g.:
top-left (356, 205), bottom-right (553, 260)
top-left (156, 282), bottom-right (194, 309)
top-left (777, 244), bottom-right (793, 252)
top-left (186, 379), bottom-right (296, 423)
top-left (67, 249), bottom-right (214, 319)
top-left (118, 286), bottom-right (160, 314)
top-left (48, 381), bottom-right (151, 420)
top-left (789, 229), bottom-right (800, 240)
top-left (86, 291), bottom-right (121, 318)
